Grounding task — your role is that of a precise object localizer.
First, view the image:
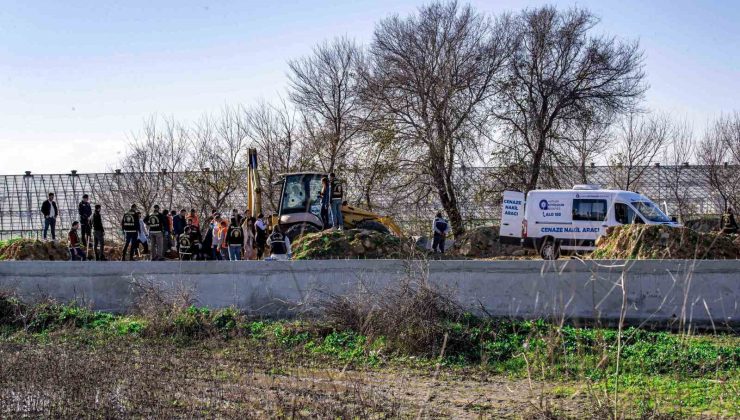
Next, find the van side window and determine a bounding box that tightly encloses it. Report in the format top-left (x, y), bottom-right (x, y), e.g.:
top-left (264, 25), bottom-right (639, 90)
top-left (614, 202), bottom-right (643, 224)
top-left (572, 199), bottom-right (608, 221)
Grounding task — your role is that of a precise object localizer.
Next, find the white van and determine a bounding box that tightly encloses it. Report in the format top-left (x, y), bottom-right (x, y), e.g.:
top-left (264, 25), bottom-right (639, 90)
top-left (500, 185), bottom-right (680, 259)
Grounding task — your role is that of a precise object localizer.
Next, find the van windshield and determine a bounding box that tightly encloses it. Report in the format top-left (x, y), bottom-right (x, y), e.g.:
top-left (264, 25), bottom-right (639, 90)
top-left (631, 201), bottom-right (671, 223)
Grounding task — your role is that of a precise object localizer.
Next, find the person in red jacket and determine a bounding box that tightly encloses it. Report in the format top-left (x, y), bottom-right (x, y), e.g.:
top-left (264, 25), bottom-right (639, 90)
top-left (68, 221), bottom-right (86, 261)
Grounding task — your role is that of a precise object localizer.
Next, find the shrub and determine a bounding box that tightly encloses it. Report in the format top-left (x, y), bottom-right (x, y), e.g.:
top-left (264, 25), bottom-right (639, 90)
top-left (321, 276), bottom-right (462, 357)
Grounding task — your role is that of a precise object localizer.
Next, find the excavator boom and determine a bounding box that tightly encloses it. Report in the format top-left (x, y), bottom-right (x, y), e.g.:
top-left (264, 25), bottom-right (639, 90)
top-left (246, 148), bottom-right (262, 218)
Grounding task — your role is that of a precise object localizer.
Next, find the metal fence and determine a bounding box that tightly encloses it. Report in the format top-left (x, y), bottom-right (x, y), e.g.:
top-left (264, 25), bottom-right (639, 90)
top-left (0, 165), bottom-right (732, 240)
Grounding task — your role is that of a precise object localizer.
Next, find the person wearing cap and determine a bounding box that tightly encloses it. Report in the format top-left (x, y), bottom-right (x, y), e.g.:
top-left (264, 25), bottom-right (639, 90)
top-left (78, 194), bottom-right (92, 250)
top-left (121, 204), bottom-right (140, 261)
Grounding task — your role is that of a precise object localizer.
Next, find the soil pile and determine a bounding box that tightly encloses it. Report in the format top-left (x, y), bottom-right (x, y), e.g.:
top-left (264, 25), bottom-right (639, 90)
top-left (591, 225), bottom-right (740, 260)
top-left (0, 239), bottom-right (69, 261)
top-left (450, 226), bottom-right (534, 258)
top-left (292, 229), bottom-right (422, 260)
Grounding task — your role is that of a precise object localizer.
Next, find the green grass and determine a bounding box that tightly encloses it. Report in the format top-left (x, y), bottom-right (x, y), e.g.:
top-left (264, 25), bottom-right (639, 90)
top-left (0, 298), bottom-right (738, 416)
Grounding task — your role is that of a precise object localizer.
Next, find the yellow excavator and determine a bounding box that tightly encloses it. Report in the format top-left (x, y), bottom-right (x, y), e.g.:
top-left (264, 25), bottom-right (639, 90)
top-left (245, 148), bottom-right (402, 240)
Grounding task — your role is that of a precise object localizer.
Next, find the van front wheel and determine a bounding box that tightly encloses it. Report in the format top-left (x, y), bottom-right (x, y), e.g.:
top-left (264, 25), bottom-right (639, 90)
top-left (539, 238), bottom-right (560, 260)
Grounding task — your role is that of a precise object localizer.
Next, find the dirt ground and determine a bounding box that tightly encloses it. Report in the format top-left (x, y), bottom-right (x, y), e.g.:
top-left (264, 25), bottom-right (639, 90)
top-left (0, 336), bottom-right (594, 419)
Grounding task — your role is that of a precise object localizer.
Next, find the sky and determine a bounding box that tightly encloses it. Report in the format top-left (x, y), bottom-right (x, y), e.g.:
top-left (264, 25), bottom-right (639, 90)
top-left (0, 0), bottom-right (738, 174)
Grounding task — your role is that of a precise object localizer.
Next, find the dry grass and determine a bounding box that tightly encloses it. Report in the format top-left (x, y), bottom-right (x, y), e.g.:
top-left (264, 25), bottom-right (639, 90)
top-left (321, 275), bottom-right (462, 357)
top-left (0, 337), bottom-right (406, 418)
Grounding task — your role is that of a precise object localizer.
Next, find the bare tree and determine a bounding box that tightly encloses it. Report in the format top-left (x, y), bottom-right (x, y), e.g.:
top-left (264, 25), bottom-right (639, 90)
top-left (494, 6), bottom-right (646, 191)
top-left (698, 114), bottom-right (740, 213)
top-left (345, 122), bottom-right (405, 210)
top-left (662, 119), bottom-right (696, 222)
top-left (557, 110), bottom-right (612, 184)
top-left (363, 1), bottom-right (512, 235)
top-left (98, 116), bottom-right (190, 236)
top-left (184, 107), bottom-right (249, 215)
top-left (288, 37), bottom-right (369, 173)
top-left (244, 99), bottom-right (308, 211)
top-left (608, 112), bottom-right (671, 190)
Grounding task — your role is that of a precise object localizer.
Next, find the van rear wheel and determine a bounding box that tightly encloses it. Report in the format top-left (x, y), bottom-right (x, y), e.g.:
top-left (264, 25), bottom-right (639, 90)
top-left (539, 238), bottom-right (560, 260)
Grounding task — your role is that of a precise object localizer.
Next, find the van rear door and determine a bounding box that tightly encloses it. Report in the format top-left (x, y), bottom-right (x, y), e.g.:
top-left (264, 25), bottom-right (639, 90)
top-left (500, 191), bottom-right (525, 242)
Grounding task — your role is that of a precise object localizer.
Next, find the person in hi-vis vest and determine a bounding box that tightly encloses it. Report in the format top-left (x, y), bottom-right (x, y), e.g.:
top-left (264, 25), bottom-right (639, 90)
top-left (121, 204), bottom-right (140, 261)
top-left (266, 225), bottom-right (291, 261)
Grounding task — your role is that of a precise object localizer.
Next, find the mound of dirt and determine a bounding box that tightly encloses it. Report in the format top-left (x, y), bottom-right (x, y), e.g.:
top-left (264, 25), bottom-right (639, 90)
top-left (291, 229), bottom-right (422, 260)
top-left (0, 239), bottom-right (70, 261)
top-left (591, 225), bottom-right (740, 260)
top-left (449, 226), bottom-right (534, 258)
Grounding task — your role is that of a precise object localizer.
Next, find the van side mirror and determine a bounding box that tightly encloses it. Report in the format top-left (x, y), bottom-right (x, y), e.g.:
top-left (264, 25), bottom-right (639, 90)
top-left (671, 216), bottom-right (678, 223)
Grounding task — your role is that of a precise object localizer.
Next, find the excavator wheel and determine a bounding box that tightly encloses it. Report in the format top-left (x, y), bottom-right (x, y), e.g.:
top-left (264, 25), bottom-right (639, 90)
top-left (355, 220), bottom-right (390, 235)
top-left (285, 223), bottom-right (321, 241)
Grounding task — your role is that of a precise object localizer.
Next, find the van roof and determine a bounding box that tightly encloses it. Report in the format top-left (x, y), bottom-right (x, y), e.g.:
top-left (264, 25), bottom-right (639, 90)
top-left (527, 189), bottom-right (647, 199)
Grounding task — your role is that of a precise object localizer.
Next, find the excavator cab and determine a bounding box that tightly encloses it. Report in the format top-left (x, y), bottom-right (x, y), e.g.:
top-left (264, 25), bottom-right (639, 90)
top-left (273, 171), bottom-right (404, 240)
top-left (276, 172), bottom-right (326, 239)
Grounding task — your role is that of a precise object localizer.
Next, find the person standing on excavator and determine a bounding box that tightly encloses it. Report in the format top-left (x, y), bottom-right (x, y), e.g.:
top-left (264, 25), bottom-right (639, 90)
top-left (319, 176), bottom-right (332, 228)
top-left (329, 172), bottom-right (344, 230)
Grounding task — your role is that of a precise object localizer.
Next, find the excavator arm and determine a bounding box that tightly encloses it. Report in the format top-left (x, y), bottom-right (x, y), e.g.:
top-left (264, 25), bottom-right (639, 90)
top-left (246, 148), bottom-right (262, 218)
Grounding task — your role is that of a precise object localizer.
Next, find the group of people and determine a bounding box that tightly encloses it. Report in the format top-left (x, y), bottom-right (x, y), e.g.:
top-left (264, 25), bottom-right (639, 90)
top-left (42, 193), bottom-right (106, 261)
top-left (120, 206), bottom-right (291, 261)
top-left (39, 170), bottom-right (453, 261)
top-left (40, 192), bottom-right (291, 261)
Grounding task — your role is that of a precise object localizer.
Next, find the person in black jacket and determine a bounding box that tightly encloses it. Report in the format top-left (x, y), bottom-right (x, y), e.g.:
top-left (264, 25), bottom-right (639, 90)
top-left (432, 212), bottom-right (450, 254)
top-left (78, 194), bottom-right (92, 249)
top-left (227, 218), bottom-right (244, 261)
top-left (145, 205), bottom-right (165, 261)
top-left (92, 204), bottom-right (106, 261)
top-left (255, 213), bottom-right (267, 259)
top-left (121, 204), bottom-right (140, 261)
top-left (40, 192), bottom-right (59, 241)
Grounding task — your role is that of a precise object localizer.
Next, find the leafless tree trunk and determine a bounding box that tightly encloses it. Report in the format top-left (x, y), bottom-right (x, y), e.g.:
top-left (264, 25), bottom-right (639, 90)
top-left (363, 1), bottom-right (512, 235)
top-left (494, 6), bottom-right (646, 191)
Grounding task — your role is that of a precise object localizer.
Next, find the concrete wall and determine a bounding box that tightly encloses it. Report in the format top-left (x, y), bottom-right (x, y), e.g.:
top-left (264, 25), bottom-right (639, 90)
top-left (0, 259), bottom-right (737, 326)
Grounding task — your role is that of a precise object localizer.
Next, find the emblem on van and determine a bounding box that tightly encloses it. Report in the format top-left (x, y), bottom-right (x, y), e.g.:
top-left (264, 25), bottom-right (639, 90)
top-left (539, 199), bottom-right (548, 210)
